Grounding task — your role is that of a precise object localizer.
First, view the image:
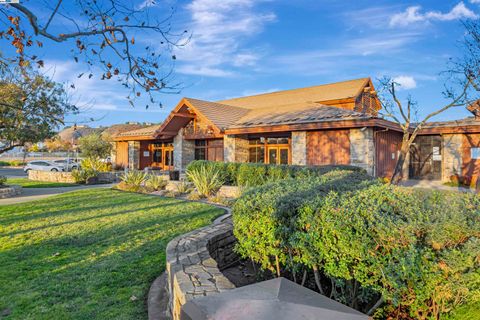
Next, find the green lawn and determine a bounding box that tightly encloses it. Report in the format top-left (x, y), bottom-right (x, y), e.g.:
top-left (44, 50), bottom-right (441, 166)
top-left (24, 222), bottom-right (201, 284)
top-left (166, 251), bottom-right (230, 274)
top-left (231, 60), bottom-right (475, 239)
top-left (7, 178), bottom-right (78, 188)
top-left (0, 189), bottom-right (224, 319)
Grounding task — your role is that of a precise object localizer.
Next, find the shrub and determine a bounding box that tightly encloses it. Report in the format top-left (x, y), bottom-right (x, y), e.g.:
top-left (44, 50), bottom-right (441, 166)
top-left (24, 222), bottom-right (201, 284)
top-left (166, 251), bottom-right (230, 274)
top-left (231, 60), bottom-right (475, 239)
top-left (187, 191), bottom-right (202, 201)
top-left (185, 160), bottom-right (365, 187)
top-left (233, 179), bottom-right (480, 319)
top-left (0, 175), bottom-right (6, 186)
top-left (186, 164), bottom-right (224, 197)
top-left (145, 174), bottom-right (167, 191)
top-left (176, 179), bottom-right (192, 194)
top-left (80, 157), bottom-right (110, 172)
top-left (120, 170), bottom-right (146, 192)
top-left (71, 168), bottom-right (96, 184)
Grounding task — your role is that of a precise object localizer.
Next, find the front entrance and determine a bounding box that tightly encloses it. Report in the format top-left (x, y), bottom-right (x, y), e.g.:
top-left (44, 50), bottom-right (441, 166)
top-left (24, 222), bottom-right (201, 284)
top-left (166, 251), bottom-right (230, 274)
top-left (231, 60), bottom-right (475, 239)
top-left (266, 146), bottom-right (289, 165)
top-left (150, 142), bottom-right (174, 170)
top-left (409, 135), bottom-right (442, 180)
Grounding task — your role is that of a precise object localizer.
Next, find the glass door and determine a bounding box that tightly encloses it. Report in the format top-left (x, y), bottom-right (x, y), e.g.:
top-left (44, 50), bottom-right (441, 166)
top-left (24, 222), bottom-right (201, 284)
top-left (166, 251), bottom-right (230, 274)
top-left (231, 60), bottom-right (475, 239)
top-left (267, 147), bottom-right (289, 164)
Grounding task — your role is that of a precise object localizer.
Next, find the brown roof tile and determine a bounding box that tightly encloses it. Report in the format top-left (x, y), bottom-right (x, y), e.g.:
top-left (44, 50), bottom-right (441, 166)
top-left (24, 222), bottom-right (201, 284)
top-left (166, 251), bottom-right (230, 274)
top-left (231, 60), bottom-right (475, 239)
top-left (185, 98), bottom-right (250, 130)
top-left (218, 78), bottom-right (369, 109)
top-left (117, 124), bottom-right (162, 137)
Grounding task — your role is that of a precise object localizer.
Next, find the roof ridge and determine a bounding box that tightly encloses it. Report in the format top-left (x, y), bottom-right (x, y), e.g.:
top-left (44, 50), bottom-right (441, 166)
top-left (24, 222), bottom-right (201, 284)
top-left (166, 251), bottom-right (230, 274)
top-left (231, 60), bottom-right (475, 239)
top-left (218, 77), bottom-right (370, 103)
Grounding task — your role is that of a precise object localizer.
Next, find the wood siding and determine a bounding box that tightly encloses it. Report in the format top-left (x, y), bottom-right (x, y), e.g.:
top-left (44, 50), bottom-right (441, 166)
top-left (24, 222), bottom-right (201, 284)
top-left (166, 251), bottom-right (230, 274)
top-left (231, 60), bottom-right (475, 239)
top-left (306, 130), bottom-right (350, 165)
top-left (462, 134), bottom-right (480, 186)
top-left (375, 130), bottom-right (402, 178)
top-left (139, 141), bottom-right (152, 169)
top-left (115, 141), bottom-right (129, 169)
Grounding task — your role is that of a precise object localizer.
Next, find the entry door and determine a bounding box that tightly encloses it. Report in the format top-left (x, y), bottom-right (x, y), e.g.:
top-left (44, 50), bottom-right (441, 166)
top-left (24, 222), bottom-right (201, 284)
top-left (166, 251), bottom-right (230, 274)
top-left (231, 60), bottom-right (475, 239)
top-left (409, 136), bottom-right (442, 180)
top-left (267, 147), bottom-right (289, 165)
top-left (163, 148), bottom-right (174, 170)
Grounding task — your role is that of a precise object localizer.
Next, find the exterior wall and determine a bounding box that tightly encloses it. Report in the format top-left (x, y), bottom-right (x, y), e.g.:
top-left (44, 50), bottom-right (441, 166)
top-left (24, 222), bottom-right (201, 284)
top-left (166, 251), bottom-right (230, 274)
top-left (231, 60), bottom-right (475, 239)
top-left (375, 130), bottom-right (403, 178)
top-left (442, 134), bottom-right (463, 182)
top-left (349, 128), bottom-right (375, 175)
top-left (139, 141), bottom-right (151, 170)
top-left (128, 141), bottom-right (140, 170)
top-left (223, 135), bottom-right (248, 163)
top-left (306, 130), bottom-right (350, 166)
top-left (173, 128), bottom-right (195, 170)
top-left (461, 133), bottom-right (480, 186)
top-left (291, 131), bottom-right (307, 165)
top-left (115, 141), bottom-right (129, 169)
top-left (28, 170), bottom-right (76, 183)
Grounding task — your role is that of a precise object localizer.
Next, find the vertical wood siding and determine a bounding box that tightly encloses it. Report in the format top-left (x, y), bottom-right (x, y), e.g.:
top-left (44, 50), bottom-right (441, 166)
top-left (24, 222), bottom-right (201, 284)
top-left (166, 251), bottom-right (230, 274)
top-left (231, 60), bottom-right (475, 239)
top-left (375, 130), bottom-right (402, 178)
top-left (115, 142), bottom-right (129, 169)
top-left (139, 141), bottom-right (152, 169)
top-left (462, 134), bottom-right (480, 186)
top-left (306, 130), bottom-right (350, 165)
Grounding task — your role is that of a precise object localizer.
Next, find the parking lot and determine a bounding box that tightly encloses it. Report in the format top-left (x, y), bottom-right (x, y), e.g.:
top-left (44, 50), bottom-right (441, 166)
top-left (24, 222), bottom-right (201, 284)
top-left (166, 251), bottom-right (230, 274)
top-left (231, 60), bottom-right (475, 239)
top-left (0, 167), bottom-right (26, 178)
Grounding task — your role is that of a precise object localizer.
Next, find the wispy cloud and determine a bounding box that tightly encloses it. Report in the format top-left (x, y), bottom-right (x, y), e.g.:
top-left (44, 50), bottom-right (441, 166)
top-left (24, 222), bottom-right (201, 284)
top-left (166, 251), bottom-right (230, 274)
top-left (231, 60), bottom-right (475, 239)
top-left (390, 2), bottom-right (478, 27)
top-left (176, 0), bottom-right (275, 77)
top-left (393, 75), bottom-right (417, 90)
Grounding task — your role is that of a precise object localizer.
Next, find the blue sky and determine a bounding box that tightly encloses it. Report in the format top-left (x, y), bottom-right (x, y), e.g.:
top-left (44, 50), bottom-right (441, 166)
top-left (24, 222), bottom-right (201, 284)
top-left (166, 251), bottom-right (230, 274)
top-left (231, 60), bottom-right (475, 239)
top-left (25, 0), bottom-right (480, 127)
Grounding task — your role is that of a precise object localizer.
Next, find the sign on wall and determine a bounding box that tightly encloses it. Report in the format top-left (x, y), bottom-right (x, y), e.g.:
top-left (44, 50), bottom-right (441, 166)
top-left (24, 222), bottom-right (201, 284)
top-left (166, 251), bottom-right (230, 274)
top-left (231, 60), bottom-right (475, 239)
top-left (143, 151), bottom-right (150, 157)
top-left (472, 148), bottom-right (480, 160)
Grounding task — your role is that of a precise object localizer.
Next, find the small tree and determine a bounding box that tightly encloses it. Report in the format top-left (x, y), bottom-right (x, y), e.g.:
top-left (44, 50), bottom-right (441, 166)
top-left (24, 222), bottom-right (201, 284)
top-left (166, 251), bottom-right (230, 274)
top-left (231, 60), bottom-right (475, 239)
top-left (0, 65), bottom-right (76, 154)
top-left (379, 77), bottom-right (472, 184)
top-left (77, 133), bottom-right (112, 159)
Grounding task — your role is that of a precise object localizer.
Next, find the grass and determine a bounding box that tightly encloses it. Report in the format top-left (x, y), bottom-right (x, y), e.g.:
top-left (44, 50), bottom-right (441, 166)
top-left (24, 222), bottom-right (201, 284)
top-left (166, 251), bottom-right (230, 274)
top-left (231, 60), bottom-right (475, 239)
top-left (6, 178), bottom-right (78, 188)
top-left (447, 302), bottom-right (480, 320)
top-left (0, 189), bottom-right (224, 319)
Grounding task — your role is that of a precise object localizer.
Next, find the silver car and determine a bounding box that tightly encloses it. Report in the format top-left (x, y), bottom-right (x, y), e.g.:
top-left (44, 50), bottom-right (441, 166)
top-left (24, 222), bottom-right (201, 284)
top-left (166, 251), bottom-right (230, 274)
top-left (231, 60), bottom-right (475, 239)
top-left (53, 159), bottom-right (80, 171)
top-left (24, 160), bottom-right (65, 173)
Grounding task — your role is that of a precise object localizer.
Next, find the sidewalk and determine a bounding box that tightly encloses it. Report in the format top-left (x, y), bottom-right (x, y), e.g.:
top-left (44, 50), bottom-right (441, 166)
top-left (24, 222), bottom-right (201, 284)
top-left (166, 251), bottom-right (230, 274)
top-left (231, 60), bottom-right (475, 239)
top-left (0, 184), bottom-right (115, 205)
top-left (399, 179), bottom-right (475, 193)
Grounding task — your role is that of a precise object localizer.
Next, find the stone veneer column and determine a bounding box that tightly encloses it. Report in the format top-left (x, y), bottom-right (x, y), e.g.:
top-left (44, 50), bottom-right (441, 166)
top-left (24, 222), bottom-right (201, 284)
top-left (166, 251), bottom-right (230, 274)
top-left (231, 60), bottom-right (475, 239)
top-left (291, 131), bottom-right (307, 165)
top-left (349, 128), bottom-right (375, 175)
top-left (128, 141), bottom-right (140, 170)
top-left (173, 128), bottom-right (195, 171)
top-left (223, 135), bottom-right (249, 163)
top-left (442, 134), bottom-right (464, 182)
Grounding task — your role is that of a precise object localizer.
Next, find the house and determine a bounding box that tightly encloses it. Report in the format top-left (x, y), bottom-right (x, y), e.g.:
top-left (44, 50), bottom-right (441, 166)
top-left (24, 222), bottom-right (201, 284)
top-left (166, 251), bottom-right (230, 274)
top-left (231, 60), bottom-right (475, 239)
top-left (113, 78), bottom-right (480, 185)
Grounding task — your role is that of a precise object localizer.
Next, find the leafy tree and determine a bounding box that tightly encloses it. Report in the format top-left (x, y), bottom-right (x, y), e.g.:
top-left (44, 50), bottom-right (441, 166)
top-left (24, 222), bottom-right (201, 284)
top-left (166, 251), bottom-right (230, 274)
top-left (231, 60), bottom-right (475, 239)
top-left (77, 133), bottom-right (112, 159)
top-left (0, 1), bottom-right (187, 107)
top-left (0, 65), bottom-right (76, 154)
top-left (44, 136), bottom-right (73, 152)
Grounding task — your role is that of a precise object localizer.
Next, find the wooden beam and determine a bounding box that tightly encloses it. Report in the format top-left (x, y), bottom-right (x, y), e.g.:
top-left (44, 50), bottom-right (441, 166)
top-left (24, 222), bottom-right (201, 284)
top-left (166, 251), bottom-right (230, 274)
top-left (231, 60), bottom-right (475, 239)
top-left (172, 112), bottom-right (195, 119)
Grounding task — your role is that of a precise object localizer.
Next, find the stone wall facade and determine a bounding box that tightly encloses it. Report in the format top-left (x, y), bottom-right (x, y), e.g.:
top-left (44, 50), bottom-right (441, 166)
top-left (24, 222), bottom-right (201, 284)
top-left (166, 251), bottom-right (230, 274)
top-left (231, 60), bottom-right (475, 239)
top-left (442, 134), bottom-right (465, 182)
top-left (173, 129), bottom-right (195, 170)
top-left (223, 134), bottom-right (249, 163)
top-left (128, 141), bottom-right (140, 170)
top-left (349, 128), bottom-right (375, 175)
top-left (0, 185), bottom-right (22, 198)
top-left (291, 131), bottom-right (307, 165)
top-left (28, 170), bottom-right (76, 183)
top-left (166, 214), bottom-right (237, 320)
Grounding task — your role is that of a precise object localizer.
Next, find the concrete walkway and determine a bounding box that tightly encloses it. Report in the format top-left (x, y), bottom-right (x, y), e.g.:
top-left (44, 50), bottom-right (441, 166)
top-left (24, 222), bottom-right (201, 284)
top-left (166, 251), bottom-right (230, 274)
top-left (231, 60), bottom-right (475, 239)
top-left (400, 179), bottom-right (475, 193)
top-left (0, 184), bottom-right (115, 205)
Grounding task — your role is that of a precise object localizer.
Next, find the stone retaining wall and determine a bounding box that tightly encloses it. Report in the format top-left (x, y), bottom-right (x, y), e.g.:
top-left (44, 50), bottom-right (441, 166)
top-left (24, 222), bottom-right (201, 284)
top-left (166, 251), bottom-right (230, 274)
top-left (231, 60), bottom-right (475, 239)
top-left (28, 170), bottom-right (76, 183)
top-left (165, 213), bottom-right (238, 320)
top-left (0, 185), bottom-right (22, 198)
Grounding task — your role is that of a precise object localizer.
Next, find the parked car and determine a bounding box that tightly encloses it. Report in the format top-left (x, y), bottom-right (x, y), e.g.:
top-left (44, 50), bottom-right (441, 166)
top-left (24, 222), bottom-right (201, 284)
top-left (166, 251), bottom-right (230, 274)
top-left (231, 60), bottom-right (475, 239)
top-left (53, 159), bottom-right (80, 171)
top-left (24, 161), bottom-right (65, 173)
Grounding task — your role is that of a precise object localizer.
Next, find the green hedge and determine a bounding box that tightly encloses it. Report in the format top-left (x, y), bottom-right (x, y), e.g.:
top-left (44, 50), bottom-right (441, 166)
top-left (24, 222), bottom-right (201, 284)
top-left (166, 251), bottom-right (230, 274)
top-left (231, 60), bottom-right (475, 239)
top-left (0, 160), bottom-right (25, 166)
top-left (186, 160), bottom-right (366, 187)
top-left (233, 181), bottom-right (480, 319)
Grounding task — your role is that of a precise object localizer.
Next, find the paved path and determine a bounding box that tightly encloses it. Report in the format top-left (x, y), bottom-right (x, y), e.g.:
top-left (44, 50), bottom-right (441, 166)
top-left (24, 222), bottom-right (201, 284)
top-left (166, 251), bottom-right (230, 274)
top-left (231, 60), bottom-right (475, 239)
top-left (400, 179), bottom-right (475, 193)
top-left (0, 184), bottom-right (115, 205)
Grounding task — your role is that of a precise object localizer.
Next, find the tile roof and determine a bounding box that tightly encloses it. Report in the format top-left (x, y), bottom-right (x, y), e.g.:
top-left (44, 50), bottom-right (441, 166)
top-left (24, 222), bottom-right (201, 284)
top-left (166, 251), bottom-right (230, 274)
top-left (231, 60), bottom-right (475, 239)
top-left (218, 78), bottom-right (370, 109)
top-left (185, 98), bottom-right (250, 130)
top-left (417, 117), bottom-right (480, 128)
top-left (117, 124), bottom-right (162, 137)
top-left (230, 104), bottom-right (372, 128)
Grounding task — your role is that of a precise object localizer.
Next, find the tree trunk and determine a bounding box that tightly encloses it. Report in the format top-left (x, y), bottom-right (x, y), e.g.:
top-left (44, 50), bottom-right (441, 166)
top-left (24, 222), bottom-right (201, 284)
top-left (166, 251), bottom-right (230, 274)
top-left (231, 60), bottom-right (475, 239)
top-left (391, 133), bottom-right (411, 184)
top-left (312, 265), bottom-right (324, 295)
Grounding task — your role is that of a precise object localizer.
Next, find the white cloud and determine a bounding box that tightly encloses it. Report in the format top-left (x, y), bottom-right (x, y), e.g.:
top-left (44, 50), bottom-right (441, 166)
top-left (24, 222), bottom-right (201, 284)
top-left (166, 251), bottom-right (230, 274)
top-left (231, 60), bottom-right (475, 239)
top-left (176, 0), bottom-right (275, 77)
top-left (390, 2), bottom-right (478, 27)
top-left (137, 0), bottom-right (157, 10)
top-left (471, 0), bottom-right (480, 4)
top-left (393, 75), bottom-right (417, 90)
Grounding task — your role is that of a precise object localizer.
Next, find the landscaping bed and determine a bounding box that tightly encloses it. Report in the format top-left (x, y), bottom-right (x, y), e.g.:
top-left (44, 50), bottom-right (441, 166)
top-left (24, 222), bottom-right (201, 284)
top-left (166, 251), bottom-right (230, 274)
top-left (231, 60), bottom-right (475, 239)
top-left (0, 189), bottom-right (224, 319)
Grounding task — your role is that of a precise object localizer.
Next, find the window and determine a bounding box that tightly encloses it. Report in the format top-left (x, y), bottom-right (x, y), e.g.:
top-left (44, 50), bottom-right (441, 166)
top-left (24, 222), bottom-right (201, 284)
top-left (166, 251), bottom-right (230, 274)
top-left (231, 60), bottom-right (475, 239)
top-left (194, 139), bottom-right (223, 161)
top-left (248, 136), bottom-right (289, 164)
top-left (195, 140), bottom-right (207, 160)
top-left (472, 147), bottom-right (480, 159)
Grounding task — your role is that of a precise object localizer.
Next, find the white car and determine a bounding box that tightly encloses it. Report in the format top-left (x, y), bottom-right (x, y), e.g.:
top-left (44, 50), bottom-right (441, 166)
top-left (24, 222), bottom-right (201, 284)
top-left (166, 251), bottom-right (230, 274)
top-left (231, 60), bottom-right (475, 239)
top-left (24, 161), bottom-right (65, 173)
top-left (53, 159), bottom-right (80, 171)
